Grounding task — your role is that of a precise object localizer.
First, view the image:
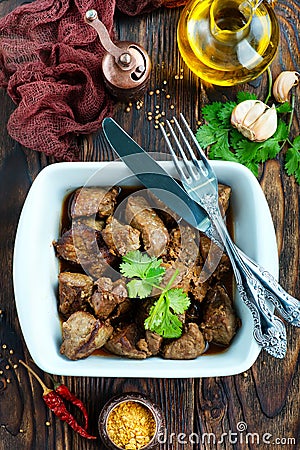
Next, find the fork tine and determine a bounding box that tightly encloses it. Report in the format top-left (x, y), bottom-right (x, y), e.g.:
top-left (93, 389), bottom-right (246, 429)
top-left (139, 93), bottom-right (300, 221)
top-left (165, 119), bottom-right (196, 180)
top-left (179, 113), bottom-right (211, 176)
top-left (159, 122), bottom-right (188, 183)
top-left (172, 116), bottom-right (208, 178)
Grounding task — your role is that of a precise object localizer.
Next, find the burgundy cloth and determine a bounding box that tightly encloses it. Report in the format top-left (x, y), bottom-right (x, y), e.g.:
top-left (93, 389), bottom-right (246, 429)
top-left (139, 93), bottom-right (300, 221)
top-left (0, 0), bottom-right (180, 161)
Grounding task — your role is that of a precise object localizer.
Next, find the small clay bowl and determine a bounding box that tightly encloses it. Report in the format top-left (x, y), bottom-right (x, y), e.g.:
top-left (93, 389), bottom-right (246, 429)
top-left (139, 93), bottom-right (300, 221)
top-left (98, 392), bottom-right (165, 450)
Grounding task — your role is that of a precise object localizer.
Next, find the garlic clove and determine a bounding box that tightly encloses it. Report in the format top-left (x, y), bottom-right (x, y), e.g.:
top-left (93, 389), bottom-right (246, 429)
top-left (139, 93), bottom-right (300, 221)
top-left (231, 100), bottom-right (258, 127)
top-left (273, 71), bottom-right (300, 103)
top-left (250, 104), bottom-right (277, 142)
top-left (242, 100), bottom-right (267, 128)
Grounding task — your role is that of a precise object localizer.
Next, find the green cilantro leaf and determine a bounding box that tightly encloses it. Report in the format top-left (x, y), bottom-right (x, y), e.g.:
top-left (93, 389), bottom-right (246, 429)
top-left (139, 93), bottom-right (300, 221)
top-left (144, 289), bottom-right (190, 338)
top-left (120, 250), bottom-right (164, 282)
top-left (237, 91), bottom-right (257, 102)
top-left (167, 288), bottom-right (191, 314)
top-left (217, 101), bottom-right (236, 126)
top-left (257, 139), bottom-right (281, 162)
top-left (209, 131), bottom-right (239, 162)
top-left (126, 279), bottom-right (153, 299)
top-left (121, 251), bottom-right (190, 338)
top-left (234, 139), bottom-right (260, 164)
top-left (285, 136), bottom-right (300, 183)
top-left (145, 302), bottom-right (183, 338)
top-left (196, 124), bottom-right (218, 148)
top-left (272, 119), bottom-right (289, 142)
top-left (202, 102), bottom-right (223, 125)
top-left (276, 102), bottom-right (292, 114)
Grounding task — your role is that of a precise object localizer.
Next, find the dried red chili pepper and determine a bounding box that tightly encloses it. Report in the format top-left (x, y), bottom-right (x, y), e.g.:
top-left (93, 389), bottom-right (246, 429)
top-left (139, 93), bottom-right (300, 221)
top-left (19, 361), bottom-right (97, 440)
top-left (54, 383), bottom-right (89, 430)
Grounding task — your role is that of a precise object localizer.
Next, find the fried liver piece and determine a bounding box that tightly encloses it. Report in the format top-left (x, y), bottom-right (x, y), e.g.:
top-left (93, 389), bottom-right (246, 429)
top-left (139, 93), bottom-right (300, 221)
top-left (101, 217), bottom-right (140, 256)
top-left (137, 331), bottom-right (163, 356)
top-left (125, 195), bottom-right (169, 257)
top-left (200, 285), bottom-right (239, 346)
top-left (104, 323), bottom-right (148, 359)
top-left (60, 311), bottom-right (113, 360)
top-left (162, 323), bottom-right (206, 360)
top-left (199, 234), bottom-right (230, 281)
top-left (55, 223), bottom-right (117, 278)
top-left (218, 184), bottom-right (231, 215)
top-left (54, 229), bottom-right (79, 264)
top-left (71, 186), bottom-right (120, 218)
top-left (58, 272), bottom-right (93, 317)
top-left (89, 277), bottom-right (128, 319)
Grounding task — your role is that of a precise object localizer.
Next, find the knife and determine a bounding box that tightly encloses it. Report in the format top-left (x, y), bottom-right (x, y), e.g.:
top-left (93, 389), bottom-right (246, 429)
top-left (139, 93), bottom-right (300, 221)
top-left (102, 117), bottom-right (211, 233)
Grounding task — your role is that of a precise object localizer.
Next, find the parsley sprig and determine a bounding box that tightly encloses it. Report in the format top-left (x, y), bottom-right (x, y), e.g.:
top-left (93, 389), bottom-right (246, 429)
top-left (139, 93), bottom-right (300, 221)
top-left (196, 91), bottom-right (300, 183)
top-left (120, 250), bottom-right (190, 338)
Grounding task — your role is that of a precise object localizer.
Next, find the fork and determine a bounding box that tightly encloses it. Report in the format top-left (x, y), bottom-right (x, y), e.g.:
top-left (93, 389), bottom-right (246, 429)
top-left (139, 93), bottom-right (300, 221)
top-left (160, 114), bottom-right (295, 358)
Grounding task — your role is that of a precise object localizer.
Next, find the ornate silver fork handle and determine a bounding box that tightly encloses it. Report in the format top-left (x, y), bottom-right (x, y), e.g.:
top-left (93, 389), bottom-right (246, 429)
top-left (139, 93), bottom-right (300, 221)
top-left (200, 193), bottom-right (287, 358)
top-left (206, 225), bottom-right (300, 327)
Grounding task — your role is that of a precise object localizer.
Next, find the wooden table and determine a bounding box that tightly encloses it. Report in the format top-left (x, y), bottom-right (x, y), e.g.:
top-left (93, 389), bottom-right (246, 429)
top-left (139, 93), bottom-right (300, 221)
top-left (0, 1), bottom-right (299, 449)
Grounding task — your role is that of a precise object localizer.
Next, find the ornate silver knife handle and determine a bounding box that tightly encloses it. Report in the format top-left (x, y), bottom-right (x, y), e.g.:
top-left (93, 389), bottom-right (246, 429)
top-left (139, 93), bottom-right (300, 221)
top-left (206, 225), bottom-right (300, 327)
top-left (201, 193), bottom-right (287, 358)
top-left (237, 251), bottom-right (300, 327)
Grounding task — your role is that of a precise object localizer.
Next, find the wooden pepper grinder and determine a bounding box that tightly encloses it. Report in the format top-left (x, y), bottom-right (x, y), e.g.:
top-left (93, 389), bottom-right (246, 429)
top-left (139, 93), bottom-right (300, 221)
top-left (85, 9), bottom-right (151, 101)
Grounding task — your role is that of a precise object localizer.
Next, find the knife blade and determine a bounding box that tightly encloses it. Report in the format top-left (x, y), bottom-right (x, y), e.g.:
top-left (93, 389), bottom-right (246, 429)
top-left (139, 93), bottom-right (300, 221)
top-left (102, 117), bottom-right (211, 232)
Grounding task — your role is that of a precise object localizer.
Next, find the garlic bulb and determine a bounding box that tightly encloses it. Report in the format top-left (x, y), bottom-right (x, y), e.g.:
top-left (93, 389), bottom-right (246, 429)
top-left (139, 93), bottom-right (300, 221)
top-left (273, 71), bottom-right (299, 103)
top-left (231, 100), bottom-right (277, 142)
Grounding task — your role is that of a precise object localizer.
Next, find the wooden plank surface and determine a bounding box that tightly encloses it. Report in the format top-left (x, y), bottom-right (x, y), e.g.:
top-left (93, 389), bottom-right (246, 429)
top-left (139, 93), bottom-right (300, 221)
top-left (0, 1), bottom-right (299, 449)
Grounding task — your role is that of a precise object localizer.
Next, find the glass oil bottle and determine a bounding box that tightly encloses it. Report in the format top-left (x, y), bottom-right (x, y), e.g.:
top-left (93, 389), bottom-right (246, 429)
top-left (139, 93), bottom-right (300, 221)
top-left (177, 0), bottom-right (280, 86)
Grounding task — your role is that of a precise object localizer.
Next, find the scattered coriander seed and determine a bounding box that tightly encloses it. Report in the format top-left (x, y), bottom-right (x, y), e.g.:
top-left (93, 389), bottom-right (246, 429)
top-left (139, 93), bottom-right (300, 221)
top-left (9, 350), bottom-right (14, 355)
top-left (149, 90), bottom-right (154, 96)
top-left (148, 116), bottom-right (152, 121)
top-left (5, 365), bottom-right (9, 370)
top-left (243, 372), bottom-right (248, 378)
top-left (0, 371), bottom-right (3, 375)
top-left (163, 80), bottom-right (167, 84)
top-left (167, 133), bottom-right (171, 137)
top-left (155, 120), bottom-right (159, 124)
top-left (175, 75), bottom-right (179, 80)
top-left (2, 345), bottom-right (7, 349)
top-left (180, 75), bottom-right (184, 79)
top-left (136, 106), bottom-right (141, 110)
top-left (45, 421), bottom-right (51, 426)
top-left (180, 68), bottom-right (184, 72)
top-left (6, 379), bottom-right (11, 384)
top-left (147, 111), bottom-right (152, 115)
top-left (128, 102), bottom-right (133, 107)
top-left (0, 310), bottom-right (2, 315)
top-left (197, 120), bottom-right (201, 125)
top-left (154, 125), bottom-right (159, 129)
top-left (170, 119), bottom-right (175, 123)
top-left (161, 111), bottom-right (166, 116)
top-left (155, 89), bottom-right (160, 94)
top-left (161, 122), bottom-right (165, 126)
top-left (166, 94), bottom-right (171, 99)
top-left (170, 105), bottom-right (175, 109)
top-left (13, 364), bottom-right (18, 369)
top-left (19, 429), bottom-right (24, 433)
top-left (125, 107), bottom-right (131, 112)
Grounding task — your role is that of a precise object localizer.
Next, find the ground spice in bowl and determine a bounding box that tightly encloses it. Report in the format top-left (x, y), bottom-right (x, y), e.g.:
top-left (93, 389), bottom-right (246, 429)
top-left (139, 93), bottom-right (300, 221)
top-left (98, 393), bottom-right (165, 449)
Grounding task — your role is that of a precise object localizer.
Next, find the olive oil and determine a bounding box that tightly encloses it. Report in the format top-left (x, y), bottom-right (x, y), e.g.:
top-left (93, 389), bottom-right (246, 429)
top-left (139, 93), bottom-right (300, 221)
top-left (177, 0), bottom-right (280, 86)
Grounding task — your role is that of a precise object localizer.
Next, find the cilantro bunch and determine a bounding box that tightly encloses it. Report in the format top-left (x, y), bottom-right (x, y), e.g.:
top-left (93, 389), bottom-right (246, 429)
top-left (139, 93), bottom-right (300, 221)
top-left (196, 91), bottom-right (300, 183)
top-left (120, 250), bottom-right (190, 338)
